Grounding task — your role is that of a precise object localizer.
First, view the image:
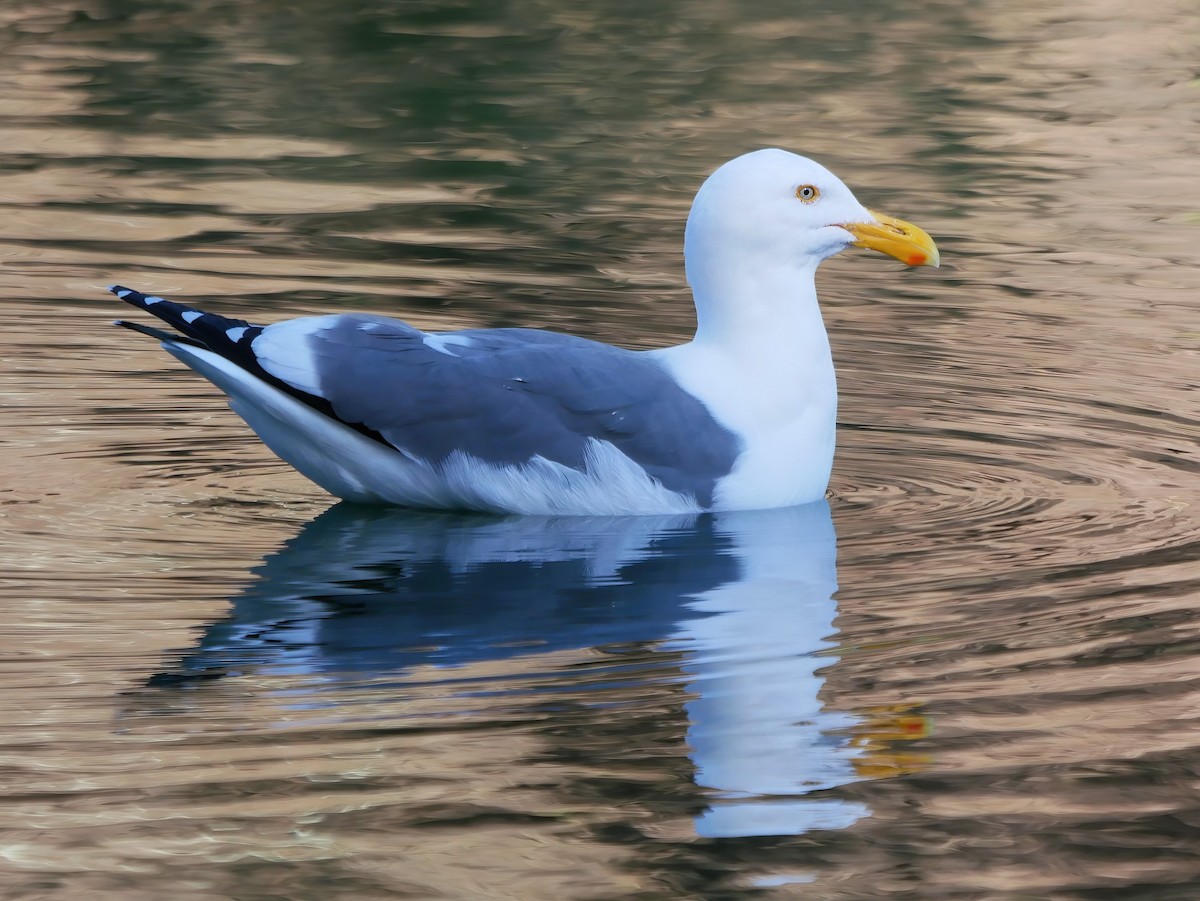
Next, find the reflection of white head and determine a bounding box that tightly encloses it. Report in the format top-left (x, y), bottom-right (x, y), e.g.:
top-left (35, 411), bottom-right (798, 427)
top-left (671, 502), bottom-right (870, 838)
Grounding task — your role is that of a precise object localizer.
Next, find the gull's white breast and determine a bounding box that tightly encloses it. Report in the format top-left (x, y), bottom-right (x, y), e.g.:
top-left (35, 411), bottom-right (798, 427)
top-left (653, 339), bottom-right (837, 511)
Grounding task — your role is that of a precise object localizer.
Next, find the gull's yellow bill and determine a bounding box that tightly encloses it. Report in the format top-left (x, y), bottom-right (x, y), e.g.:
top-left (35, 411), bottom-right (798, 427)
top-left (842, 212), bottom-right (940, 268)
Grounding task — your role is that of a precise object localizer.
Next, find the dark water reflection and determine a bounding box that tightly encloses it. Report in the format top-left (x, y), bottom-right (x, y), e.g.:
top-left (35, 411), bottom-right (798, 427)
top-left (141, 503), bottom-right (874, 844)
top-left (5, 0), bottom-right (1200, 897)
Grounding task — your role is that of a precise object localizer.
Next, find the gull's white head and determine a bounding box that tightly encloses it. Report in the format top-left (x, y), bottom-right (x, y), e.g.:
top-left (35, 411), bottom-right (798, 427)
top-left (684, 149), bottom-right (939, 291)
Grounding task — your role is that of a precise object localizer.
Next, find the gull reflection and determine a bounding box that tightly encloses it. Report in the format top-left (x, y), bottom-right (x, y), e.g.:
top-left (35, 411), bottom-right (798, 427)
top-left (671, 505), bottom-right (868, 836)
top-left (152, 501), bottom-right (890, 837)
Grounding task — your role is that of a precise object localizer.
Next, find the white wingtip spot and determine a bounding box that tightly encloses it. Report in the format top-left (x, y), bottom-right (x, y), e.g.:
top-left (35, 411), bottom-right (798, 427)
top-left (144, 295), bottom-right (164, 305)
top-left (181, 310), bottom-right (203, 323)
top-left (116, 289), bottom-right (133, 299)
top-left (226, 326), bottom-right (248, 343)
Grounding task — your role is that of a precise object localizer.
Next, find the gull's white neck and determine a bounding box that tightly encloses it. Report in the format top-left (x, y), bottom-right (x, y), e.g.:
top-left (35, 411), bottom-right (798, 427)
top-left (654, 255), bottom-right (838, 511)
top-left (690, 257), bottom-right (828, 364)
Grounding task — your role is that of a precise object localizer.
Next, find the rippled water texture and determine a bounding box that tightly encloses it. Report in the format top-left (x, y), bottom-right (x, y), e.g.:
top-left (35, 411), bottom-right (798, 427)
top-left (3, 1), bottom-right (1200, 898)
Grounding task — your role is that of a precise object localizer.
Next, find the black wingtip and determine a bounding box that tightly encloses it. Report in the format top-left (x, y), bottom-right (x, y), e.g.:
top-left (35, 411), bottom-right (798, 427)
top-left (108, 284), bottom-right (157, 310)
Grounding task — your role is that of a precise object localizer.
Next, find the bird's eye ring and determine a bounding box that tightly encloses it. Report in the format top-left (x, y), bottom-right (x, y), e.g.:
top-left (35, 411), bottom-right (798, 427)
top-left (795, 184), bottom-right (820, 203)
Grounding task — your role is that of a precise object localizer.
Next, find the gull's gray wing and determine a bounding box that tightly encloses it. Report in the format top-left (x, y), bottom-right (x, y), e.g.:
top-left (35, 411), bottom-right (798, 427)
top-left (253, 314), bottom-right (741, 506)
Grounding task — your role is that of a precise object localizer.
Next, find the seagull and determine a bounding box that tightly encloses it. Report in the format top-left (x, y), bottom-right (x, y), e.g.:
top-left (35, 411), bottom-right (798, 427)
top-left (109, 149), bottom-right (938, 515)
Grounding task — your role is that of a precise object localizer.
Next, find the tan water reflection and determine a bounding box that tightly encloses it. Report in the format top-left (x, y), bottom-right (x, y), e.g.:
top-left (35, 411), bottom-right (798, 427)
top-left (3, 0), bottom-right (1200, 897)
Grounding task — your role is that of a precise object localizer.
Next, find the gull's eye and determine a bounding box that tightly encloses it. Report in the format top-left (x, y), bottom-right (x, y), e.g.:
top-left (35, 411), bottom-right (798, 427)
top-left (795, 184), bottom-right (820, 203)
